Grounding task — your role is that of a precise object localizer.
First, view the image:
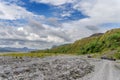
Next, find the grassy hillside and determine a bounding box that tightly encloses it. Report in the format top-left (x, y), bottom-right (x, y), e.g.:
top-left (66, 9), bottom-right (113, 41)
top-left (31, 28), bottom-right (120, 59)
top-left (1, 28), bottom-right (120, 59)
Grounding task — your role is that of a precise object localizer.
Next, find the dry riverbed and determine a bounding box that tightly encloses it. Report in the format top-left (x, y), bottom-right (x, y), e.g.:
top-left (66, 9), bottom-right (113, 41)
top-left (0, 56), bottom-right (120, 80)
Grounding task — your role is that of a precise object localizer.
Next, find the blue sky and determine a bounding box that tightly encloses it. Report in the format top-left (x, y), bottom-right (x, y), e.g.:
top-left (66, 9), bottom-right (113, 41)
top-left (22, 0), bottom-right (53, 17)
top-left (20, 0), bottom-right (87, 21)
top-left (0, 0), bottom-right (120, 49)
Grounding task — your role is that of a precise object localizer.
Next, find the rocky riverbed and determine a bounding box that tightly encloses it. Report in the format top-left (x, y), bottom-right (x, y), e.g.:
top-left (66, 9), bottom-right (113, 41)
top-left (0, 56), bottom-right (94, 80)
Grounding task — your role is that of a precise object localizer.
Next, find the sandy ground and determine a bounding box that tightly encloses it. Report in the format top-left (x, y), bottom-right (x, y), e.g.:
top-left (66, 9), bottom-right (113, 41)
top-left (0, 56), bottom-right (120, 80)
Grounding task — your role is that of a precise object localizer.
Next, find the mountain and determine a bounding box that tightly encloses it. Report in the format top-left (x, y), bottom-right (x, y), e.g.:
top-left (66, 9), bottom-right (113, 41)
top-left (0, 48), bottom-right (13, 52)
top-left (33, 28), bottom-right (120, 59)
top-left (0, 47), bottom-right (36, 52)
top-left (89, 33), bottom-right (103, 37)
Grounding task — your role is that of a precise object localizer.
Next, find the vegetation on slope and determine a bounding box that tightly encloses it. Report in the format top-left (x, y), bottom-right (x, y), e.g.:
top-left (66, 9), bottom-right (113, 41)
top-left (0, 52), bottom-right (73, 58)
top-left (31, 28), bottom-right (120, 59)
top-left (1, 28), bottom-right (120, 59)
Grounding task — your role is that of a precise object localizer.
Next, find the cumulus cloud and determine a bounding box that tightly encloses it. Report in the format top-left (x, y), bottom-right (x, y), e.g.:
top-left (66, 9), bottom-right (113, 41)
top-left (60, 0), bottom-right (120, 40)
top-left (0, 18), bottom-right (71, 49)
top-left (33, 0), bottom-right (120, 26)
top-left (74, 0), bottom-right (120, 23)
top-left (0, 0), bottom-right (120, 49)
top-left (0, 38), bottom-right (58, 49)
top-left (0, 1), bottom-right (33, 20)
top-left (0, 26), bottom-right (68, 49)
top-left (0, 0), bottom-right (71, 49)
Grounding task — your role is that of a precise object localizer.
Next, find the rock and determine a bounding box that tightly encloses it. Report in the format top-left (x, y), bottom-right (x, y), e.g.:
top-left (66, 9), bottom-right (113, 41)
top-left (0, 56), bottom-right (94, 80)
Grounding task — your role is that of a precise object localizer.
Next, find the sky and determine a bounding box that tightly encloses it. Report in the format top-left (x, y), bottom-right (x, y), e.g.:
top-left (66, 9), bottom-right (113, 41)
top-left (0, 0), bottom-right (120, 49)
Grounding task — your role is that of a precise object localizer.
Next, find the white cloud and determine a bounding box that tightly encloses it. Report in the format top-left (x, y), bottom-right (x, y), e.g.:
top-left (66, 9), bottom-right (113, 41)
top-left (32, 0), bottom-right (120, 24)
top-left (59, 0), bottom-right (120, 42)
top-left (0, 0), bottom-right (71, 49)
top-left (31, 0), bottom-right (74, 6)
top-left (62, 21), bottom-right (95, 41)
top-left (26, 33), bottom-right (40, 40)
top-left (1, 0), bottom-right (120, 49)
top-left (74, 0), bottom-right (120, 23)
top-left (0, 18), bottom-right (70, 49)
top-left (0, 2), bottom-right (33, 20)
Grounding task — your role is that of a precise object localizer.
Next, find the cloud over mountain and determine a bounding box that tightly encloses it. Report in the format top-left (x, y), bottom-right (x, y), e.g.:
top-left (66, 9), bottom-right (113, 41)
top-left (0, 0), bottom-right (120, 49)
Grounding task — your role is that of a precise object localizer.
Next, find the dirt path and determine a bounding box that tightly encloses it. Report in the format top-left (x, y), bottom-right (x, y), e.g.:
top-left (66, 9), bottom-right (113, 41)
top-left (87, 60), bottom-right (120, 80)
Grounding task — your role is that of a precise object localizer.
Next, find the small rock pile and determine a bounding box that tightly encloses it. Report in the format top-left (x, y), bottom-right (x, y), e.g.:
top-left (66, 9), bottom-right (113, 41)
top-left (0, 56), bottom-right (94, 80)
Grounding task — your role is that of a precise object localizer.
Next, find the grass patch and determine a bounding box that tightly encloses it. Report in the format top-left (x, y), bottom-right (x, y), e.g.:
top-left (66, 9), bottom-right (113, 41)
top-left (0, 52), bottom-right (76, 58)
top-left (113, 52), bottom-right (120, 59)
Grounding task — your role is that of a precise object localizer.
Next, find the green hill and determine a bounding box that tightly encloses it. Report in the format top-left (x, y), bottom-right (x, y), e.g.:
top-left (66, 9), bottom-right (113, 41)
top-left (32, 28), bottom-right (120, 59)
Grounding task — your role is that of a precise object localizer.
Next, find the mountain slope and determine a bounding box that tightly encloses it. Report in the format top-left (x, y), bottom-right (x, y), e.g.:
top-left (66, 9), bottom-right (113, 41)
top-left (33, 28), bottom-right (120, 58)
top-left (0, 48), bottom-right (13, 52)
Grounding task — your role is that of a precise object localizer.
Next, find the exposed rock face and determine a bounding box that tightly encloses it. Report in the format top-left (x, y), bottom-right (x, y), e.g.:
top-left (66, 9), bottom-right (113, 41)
top-left (0, 56), bottom-right (94, 80)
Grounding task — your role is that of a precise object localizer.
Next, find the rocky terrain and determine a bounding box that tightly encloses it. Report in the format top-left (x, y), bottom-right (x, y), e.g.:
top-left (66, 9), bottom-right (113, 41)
top-left (0, 56), bottom-right (94, 80)
top-left (0, 56), bottom-right (120, 80)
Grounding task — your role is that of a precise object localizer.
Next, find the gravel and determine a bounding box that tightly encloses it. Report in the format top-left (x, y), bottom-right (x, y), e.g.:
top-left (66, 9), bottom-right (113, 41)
top-left (0, 56), bottom-right (94, 80)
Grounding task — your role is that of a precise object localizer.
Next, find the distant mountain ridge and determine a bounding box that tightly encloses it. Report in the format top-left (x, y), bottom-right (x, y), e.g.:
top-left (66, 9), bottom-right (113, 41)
top-left (90, 33), bottom-right (103, 37)
top-left (0, 47), bottom-right (36, 52)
